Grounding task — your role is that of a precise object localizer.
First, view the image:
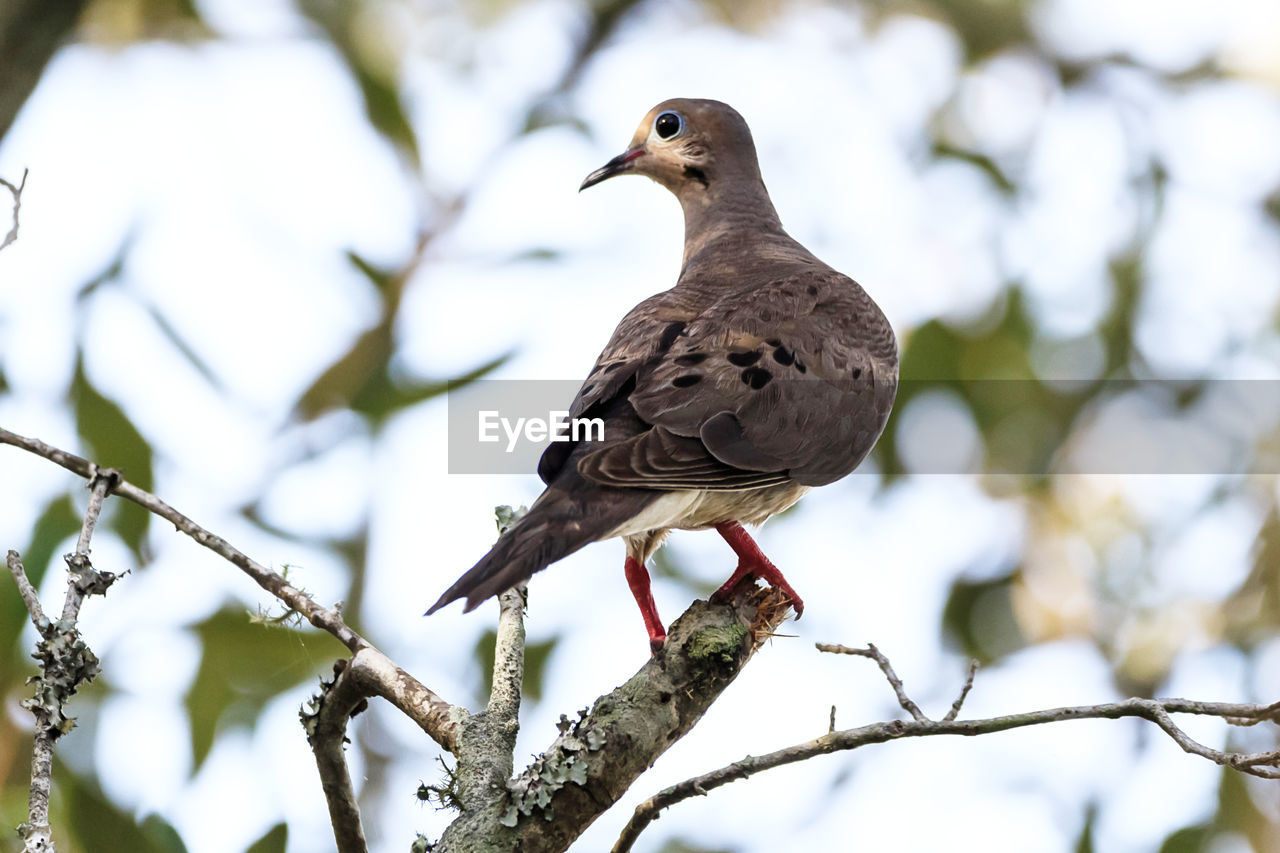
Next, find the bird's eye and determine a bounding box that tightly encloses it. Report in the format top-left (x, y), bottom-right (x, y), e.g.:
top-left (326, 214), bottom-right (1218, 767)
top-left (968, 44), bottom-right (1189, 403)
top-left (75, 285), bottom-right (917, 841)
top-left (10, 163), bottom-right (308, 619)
top-left (654, 111), bottom-right (683, 140)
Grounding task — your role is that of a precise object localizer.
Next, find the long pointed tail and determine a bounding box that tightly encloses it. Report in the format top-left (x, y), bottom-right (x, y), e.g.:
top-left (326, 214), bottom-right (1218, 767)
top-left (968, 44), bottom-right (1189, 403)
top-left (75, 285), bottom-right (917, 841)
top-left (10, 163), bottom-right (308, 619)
top-left (426, 485), bottom-right (654, 615)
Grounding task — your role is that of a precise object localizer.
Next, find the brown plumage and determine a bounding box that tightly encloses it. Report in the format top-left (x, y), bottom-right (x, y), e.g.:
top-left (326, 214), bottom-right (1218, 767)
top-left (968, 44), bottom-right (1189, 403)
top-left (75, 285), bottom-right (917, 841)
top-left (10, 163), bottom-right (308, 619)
top-left (427, 99), bottom-right (898, 652)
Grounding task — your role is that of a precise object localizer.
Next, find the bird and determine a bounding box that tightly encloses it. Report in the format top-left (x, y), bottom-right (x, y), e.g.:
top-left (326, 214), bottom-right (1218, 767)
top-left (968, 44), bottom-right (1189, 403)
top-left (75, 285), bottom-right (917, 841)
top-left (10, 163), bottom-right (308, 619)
top-left (428, 98), bottom-right (898, 653)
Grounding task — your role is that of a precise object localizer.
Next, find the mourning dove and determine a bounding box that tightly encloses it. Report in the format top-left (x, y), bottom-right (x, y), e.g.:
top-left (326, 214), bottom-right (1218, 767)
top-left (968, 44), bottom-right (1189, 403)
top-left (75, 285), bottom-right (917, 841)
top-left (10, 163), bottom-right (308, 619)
top-left (428, 98), bottom-right (898, 652)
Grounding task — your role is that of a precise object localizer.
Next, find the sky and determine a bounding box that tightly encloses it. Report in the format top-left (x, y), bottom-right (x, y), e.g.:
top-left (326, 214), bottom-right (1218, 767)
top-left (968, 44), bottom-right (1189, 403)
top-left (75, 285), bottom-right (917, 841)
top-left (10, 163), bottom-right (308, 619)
top-left (2, 0), bottom-right (1280, 851)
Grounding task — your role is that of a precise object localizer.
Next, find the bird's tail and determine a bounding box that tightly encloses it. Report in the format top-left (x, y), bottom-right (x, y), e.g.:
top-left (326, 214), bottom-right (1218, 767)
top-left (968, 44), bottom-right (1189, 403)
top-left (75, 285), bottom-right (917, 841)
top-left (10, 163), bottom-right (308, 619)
top-left (426, 485), bottom-right (654, 615)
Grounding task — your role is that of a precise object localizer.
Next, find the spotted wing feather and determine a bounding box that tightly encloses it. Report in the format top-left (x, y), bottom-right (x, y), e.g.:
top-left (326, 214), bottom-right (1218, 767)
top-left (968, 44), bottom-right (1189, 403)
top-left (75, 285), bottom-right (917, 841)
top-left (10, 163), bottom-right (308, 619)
top-left (565, 268), bottom-right (897, 490)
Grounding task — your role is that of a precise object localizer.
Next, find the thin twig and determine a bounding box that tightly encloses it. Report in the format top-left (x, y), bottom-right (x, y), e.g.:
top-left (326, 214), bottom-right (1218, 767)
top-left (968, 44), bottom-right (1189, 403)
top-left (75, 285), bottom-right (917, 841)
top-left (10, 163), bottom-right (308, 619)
top-left (306, 660), bottom-right (372, 853)
top-left (6, 550), bottom-right (46, 629)
top-left (0, 168), bottom-right (27, 252)
top-left (816, 643), bottom-right (928, 722)
top-left (611, 694), bottom-right (1280, 853)
top-left (5, 550), bottom-right (51, 853)
top-left (9, 464), bottom-right (122, 852)
top-left (61, 467), bottom-right (119, 623)
top-left (944, 659), bottom-right (980, 723)
top-left (1, 427), bottom-right (467, 754)
top-left (0, 426), bottom-right (365, 650)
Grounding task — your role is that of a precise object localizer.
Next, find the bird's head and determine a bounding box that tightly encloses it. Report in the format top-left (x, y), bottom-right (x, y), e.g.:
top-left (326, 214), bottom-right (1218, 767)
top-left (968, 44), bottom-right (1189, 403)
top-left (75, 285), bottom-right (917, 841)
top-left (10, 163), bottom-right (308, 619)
top-left (579, 98), bottom-right (764, 198)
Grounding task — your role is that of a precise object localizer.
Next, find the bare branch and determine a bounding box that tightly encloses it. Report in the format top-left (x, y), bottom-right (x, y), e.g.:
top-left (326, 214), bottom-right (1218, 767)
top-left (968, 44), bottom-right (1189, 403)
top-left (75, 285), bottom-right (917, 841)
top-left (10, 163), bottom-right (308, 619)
top-left (305, 660), bottom-right (372, 853)
top-left (3, 426), bottom-right (473, 842)
top-left (60, 467), bottom-right (119, 623)
top-left (8, 464), bottom-right (123, 852)
top-left (817, 642), bottom-right (927, 722)
top-left (943, 659), bottom-right (979, 723)
top-left (5, 548), bottom-right (52, 853)
top-left (2, 428), bottom-right (470, 736)
top-left (433, 586), bottom-right (796, 852)
top-left (304, 644), bottom-right (472, 853)
top-left (612, 648), bottom-right (1280, 853)
top-left (0, 168), bottom-right (27, 252)
top-left (347, 646), bottom-right (465, 753)
top-left (489, 583), bottom-right (526, 733)
top-left (0, 426), bottom-right (366, 651)
top-left (451, 582), bottom-right (527, 810)
top-left (6, 550), bottom-right (46, 629)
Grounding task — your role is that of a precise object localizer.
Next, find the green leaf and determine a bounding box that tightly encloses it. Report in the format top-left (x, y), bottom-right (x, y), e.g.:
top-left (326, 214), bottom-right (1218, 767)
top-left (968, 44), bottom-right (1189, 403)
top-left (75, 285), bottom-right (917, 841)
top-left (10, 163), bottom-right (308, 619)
top-left (1099, 253), bottom-right (1143, 376)
top-left (71, 355), bottom-right (153, 562)
top-left (185, 608), bottom-right (336, 770)
top-left (345, 250), bottom-right (397, 293)
top-left (941, 570), bottom-right (1026, 664)
top-left (297, 1), bottom-right (420, 164)
top-left (1157, 825), bottom-right (1211, 853)
top-left (75, 241), bottom-right (129, 302)
top-left (1073, 802), bottom-right (1097, 853)
top-left (914, 0), bottom-right (1031, 62)
top-left (140, 299), bottom-right (227, 394)
top-left (293, 322), bottom-right (394, 422)
top-left (62, 762), bottom-right (185, 853)
top-left (246, 822), bottom-right (288, 853)
top-left (139, 814), bottom-right (190, 852)
top-left (932, 142), bottom-right (1015, 195)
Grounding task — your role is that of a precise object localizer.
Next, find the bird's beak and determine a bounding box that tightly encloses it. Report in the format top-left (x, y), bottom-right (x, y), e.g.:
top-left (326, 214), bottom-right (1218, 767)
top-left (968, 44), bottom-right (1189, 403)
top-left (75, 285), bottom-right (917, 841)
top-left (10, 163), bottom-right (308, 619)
top-left (580, 147), bottom-right (645, 192)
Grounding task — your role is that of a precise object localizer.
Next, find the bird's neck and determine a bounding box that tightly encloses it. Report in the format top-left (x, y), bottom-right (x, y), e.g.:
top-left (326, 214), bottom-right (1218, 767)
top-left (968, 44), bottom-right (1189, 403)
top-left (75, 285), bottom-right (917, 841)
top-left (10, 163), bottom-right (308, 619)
top-left (678, 179), bottom-right (792, 270)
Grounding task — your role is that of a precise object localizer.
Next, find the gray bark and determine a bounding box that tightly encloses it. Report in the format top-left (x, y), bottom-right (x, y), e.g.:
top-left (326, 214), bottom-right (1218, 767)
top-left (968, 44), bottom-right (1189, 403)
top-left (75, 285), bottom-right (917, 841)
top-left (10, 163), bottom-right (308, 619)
top-left (434, 587), bottom-right (792, 852)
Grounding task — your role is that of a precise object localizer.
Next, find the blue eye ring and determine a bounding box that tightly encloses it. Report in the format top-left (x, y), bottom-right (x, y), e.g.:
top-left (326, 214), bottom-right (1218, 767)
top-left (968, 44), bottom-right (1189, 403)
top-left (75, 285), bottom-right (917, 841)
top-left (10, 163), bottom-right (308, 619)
top-left (654, 111), bottom-right (684, 140)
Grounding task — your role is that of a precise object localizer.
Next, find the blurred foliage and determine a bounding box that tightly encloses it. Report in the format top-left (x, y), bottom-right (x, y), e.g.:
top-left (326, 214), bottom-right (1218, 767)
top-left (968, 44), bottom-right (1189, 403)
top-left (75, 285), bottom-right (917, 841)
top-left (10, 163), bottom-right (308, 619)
top-left (245, 823), bottom-right (289, 853)
top-left (70, 355), bottom-right (153, 562)
top-left (62, 761), bottom-right (189, 852)
top-left (473, 629), bottom-right (559, 706)
top-left (1, 0), bottom-right (1278, 849)
top-left (941, 570), bottom-right (1026, 664)
top-left (185, 608), bottom-right (339, 769)
top-left (294, 251), bottom-right (510, 423)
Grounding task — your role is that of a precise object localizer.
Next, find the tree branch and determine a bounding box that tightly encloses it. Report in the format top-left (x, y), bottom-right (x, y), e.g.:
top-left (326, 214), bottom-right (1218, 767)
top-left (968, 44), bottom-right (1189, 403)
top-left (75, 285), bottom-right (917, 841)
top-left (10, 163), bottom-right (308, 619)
top-left (6, 467), bottom-right (125, 851)
top-left (0, 168), bottom-right (26, 252)
top-left (452, 581), bottom-right (529, 812)
top-left (0, 426), bottom-right (366, 651)
top-left (7, 550), bottom-right (45, 628)
top-left (0, 0), bottom-right (90, 144)
top-left (1, 427), bottom-right (466, 746)
top-left (304, 644), bottom-right (472, 853)
top-left (611, 645), bottom-right (1280, 852)
top-left (433, 585), bottom-right (797, 852)
top-left (304, 659), bottom-right (373, 853)
top-left (816, 642), bottom-right (928, 722)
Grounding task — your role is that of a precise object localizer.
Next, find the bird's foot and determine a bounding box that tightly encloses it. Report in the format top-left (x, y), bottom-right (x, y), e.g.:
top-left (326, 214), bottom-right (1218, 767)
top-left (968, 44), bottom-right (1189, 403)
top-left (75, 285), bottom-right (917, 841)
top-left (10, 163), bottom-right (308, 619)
top-left (710, 560), bottom-right (804, 616)
top-left (625, 556), bottom-right (668, 656)
top-left (712, 522), bottom-right (805, 618)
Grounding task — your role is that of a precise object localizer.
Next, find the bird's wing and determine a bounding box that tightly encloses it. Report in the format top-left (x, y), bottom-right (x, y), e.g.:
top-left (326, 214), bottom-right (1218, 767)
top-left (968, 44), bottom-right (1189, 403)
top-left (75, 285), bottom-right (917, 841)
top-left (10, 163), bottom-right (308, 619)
top-left (544, 270), bottom-right (898, 491)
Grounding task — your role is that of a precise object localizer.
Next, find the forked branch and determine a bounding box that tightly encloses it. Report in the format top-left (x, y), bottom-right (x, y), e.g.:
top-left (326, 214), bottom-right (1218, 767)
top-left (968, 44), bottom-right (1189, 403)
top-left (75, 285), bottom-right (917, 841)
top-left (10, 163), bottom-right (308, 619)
top-left (612, 643), bottom-right (1280, 852)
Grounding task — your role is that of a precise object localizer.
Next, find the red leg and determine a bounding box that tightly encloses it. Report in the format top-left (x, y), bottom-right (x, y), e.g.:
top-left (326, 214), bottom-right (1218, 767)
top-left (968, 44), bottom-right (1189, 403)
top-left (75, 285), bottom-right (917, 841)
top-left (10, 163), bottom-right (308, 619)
top-left (710, 522), bottom-right (804, 617)
top-left (624, 556), bottom-right (667, 654)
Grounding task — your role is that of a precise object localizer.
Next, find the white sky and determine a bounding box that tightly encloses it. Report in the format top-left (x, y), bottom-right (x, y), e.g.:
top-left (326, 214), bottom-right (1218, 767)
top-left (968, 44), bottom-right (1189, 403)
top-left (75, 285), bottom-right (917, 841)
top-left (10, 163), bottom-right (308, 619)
top-left (1, 0), bottom-right (1279, 851)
